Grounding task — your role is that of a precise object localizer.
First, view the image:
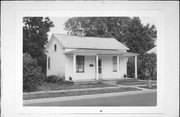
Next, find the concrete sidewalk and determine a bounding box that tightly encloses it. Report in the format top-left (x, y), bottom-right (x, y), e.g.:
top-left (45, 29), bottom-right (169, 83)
top-left (24, 86), bottom-right (121, 95)
top-left (24, 81), bottom-right (155, 96)
top-left (24, 89), bottom-right (156, 105)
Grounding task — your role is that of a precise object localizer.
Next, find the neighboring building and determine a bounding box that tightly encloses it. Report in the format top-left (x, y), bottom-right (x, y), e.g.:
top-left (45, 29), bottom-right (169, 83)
top-left (146, 46), bottom-right (157, 54)
top-left (45, 33), bottom-right (138, 81)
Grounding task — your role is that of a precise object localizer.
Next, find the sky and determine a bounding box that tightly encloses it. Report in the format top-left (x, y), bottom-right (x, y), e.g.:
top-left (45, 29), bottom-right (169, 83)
top-left (48, 17), bottom-right (157, 39)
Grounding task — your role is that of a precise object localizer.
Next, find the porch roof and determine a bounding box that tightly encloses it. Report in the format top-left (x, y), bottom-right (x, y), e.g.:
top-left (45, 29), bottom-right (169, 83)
top-left (64, 49), bottom-right (138, 56)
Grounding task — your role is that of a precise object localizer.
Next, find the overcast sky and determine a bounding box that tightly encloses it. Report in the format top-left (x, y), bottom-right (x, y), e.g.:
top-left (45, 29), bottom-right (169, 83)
top-left (48, 17), bottom-right (157, 39)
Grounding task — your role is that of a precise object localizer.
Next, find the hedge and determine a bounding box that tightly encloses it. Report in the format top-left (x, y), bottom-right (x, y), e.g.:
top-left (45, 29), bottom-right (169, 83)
top-left (23, 53), bottom-right (44, 92)
top-left (127, 53), bottom-right (157, 80)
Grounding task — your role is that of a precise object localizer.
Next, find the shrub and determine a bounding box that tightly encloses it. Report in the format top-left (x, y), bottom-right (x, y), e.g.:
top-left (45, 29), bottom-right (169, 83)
top-left (23, 53), bottom-right (44, 92)
top-left (127, 53), bottom-right (157, 80)
top-left (127, 57), bottom-right (135, 78)
top-left (64, 80), bottom-right (74, 85)
top-left (139, 53), bottom-right (157, 80)
top-left (45, 74), bottom-right (65, 84)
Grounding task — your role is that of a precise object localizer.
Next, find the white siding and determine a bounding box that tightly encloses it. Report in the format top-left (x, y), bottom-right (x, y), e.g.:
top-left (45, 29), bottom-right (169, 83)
top-left (76, 56), bottom-right (96, 81)
top-left (65, 55), bottom-right (128, 81)
top-left (119, 56), bottom-right (128, 78)
top-left (100, 55), bottom-right (128, 79)
top-left (46, 38), bottom-right (65, 76)
top-left (65, 55), bottom-right (73, 81)
top-left (65, 55), bottom-right (96, 81)
top-left (100, 55), bottom-right (117, 79)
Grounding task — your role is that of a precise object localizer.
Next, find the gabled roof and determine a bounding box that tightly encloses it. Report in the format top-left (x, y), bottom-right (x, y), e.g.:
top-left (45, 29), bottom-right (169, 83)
top-left (50, 33), bottom-right (129, 50)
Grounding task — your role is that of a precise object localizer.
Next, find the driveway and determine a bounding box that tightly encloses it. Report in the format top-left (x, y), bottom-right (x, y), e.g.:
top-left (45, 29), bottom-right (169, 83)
top-left (24, 91), bottom-right (156, 106)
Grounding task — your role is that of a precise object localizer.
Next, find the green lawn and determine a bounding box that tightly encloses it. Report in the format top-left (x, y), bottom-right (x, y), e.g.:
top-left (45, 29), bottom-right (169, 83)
top-left (24, 87), bottom-right (141, 100)
top-left (36, 81), bottom-right (115, 92)
top-left (116, 79), bottom-right (157, 86)
top-left (138, 85), bottom-right (157, 89)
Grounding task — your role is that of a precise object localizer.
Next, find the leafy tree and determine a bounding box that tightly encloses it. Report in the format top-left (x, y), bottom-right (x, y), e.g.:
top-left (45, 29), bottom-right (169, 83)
top-left (64, 17), bottom-right (157, 79)
top-left (138, 53), bottom-right (157, 80)
top-left (127, 53), bottom-right (157, 80)
top-left (23, 17), bottom-right (54, 73)
top-left (64, 17), bottom-right (156, 55)
top-left (23, 53), bottom-right (45, 92)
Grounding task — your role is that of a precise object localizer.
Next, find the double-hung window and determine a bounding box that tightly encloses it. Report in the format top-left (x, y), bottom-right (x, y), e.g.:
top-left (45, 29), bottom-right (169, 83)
top-left (76, 56), bottom-right (84, 73)
top-left (113, 56), bottom-right (117, 72)
top-left (54, 44), bottom-right (57, 52)
top-left (48, 57), bottom-right (50, 69)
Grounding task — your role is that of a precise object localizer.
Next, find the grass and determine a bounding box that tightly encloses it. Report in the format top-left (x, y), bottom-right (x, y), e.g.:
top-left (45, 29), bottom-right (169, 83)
top-left (35, 81), bottom-right (115, 92)
top-left (23, 87), bottom-right (141, 100)
top-left (116, 79), bottom-right (157, 86)
top-left (138, 85), bottom-right (157, 89)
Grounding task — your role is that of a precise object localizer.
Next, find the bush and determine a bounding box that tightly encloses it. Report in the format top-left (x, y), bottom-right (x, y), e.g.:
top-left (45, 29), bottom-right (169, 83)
top-left (45, 74), bottom-right (65, 84)
top-left (139, 53), bottom-right (157, 80)
top-left (127, 53), bottom-right (157, 80)
top-left (64, 80), bottom-right (74, 85)
top-left (127, 57), bottom-right (135, 78)
top-left (23, 53), bottom-right (44, 92)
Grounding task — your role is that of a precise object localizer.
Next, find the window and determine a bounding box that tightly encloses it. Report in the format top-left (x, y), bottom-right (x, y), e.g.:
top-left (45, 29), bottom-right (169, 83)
top-left (48, 57), bottom-right (50, 69)
top-left (54, 44), bottom-right (57, 51)
top-left (76, 56), bottom-right (84, 73)
top-left (113, 56), bottom-right (117, 72)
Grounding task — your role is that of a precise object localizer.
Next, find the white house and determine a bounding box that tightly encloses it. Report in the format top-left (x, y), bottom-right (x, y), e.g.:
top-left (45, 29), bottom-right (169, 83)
top-left (45, 33), bottom-right (138, 81)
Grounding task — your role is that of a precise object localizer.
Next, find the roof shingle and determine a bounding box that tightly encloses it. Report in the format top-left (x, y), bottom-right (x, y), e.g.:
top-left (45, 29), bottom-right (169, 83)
top-left (52, 33), bottom-right (129, 50)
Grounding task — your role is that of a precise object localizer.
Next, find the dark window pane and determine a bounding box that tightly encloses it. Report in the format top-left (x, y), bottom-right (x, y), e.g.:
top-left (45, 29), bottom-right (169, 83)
top-left (48, 57), bottom-right (50, 69)
top-left (76, 56), bottom-right (84, 72)
top-left (113, 56), bottom-right (117, 72)
top-left (54, 44), bottom-right (57, 51)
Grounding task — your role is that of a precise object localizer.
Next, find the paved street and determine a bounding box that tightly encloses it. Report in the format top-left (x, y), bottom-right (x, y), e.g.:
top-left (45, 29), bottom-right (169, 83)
top-left (25, 92), bottom-right (156, 106)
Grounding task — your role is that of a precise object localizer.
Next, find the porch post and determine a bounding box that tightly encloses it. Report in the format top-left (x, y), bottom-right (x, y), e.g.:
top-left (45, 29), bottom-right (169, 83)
top-left (135, 55), bottom-right (137, 79)
top-left (96, 55), bottom-right (99, 80)
top-left (73, 54), bottom-right (76, 81)
top-left (117, 56), bottom-right (120, 78)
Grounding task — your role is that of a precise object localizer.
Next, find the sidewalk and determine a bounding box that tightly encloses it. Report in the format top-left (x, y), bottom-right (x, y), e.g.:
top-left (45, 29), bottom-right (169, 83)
top-left (24, 82), bottom-right (157, 105)
top-left (24, 89), bottom-right (156, 105)
top-left (24, 80), bottom-right (155, 95)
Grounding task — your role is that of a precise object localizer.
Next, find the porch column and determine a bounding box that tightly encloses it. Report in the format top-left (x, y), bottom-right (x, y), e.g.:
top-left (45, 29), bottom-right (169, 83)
top-left (135, 56), bottom-right (137, 79)
top-left (117, 56), bottom-right (120, 78)
top-left (73, 54), bottom-right (76, 81)
top-left (96, 55), bottom-right (99, 80)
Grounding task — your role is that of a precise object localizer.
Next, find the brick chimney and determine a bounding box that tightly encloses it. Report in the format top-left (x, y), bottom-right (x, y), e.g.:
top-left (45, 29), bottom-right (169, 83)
top-left (74, 28), bottom-right (84, 37)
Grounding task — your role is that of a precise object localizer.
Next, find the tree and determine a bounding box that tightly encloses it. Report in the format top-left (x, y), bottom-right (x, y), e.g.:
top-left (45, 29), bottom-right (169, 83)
top-left (23, 17), bottom-right (54, 73)
top-left (138, 53), bottom-right (157, 80)
top-left (64, 17), bottom-right (157, 79)
top-left (118, 17), bottom-right (156, 54)
top-left (64, 17), bottom-right (156, 55)
top-left (23, 53), bottom-right (44, 92)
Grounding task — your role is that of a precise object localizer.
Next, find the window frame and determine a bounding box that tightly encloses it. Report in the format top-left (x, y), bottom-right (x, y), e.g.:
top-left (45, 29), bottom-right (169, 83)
top-left (76, 56), bottom-right (85, 73)
top-left (54, 44), bottom-right (57, 52)
top-left (48, 57), bottom-right (50, 69)
top-left (113, 56), bottom-right (117, 72)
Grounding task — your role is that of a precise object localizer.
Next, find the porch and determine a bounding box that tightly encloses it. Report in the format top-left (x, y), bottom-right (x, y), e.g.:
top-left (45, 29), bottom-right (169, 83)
top-left (64, 49), bottom-right (138, 81)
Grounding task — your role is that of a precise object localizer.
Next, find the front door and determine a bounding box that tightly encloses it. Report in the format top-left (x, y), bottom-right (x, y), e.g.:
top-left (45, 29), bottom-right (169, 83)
top-left (98, 59), bottom-right (102, 78)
